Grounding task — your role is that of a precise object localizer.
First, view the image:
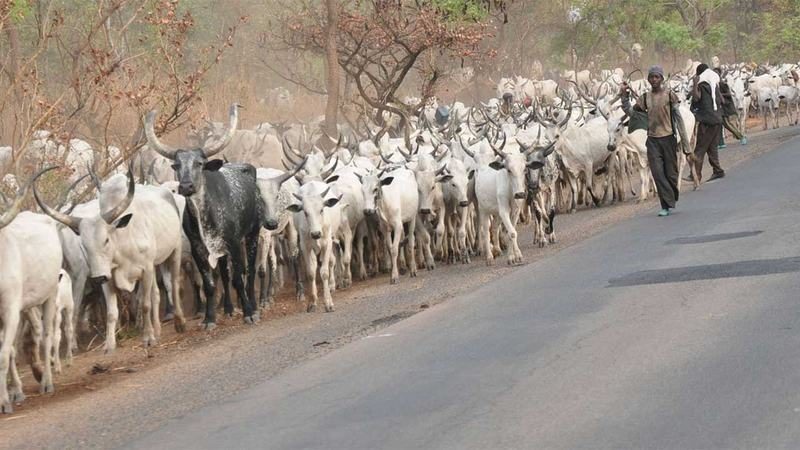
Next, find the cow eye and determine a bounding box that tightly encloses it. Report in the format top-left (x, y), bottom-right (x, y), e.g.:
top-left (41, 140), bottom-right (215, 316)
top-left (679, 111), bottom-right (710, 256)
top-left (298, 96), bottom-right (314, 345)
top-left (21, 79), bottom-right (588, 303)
top-left (171, 163), bottom-right (179, 170)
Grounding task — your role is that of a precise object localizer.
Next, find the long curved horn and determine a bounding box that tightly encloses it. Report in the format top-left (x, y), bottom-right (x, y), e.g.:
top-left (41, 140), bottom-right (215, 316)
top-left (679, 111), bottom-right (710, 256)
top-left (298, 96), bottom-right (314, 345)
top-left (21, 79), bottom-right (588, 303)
top-left (556, 98), bottom-right (574, 129)
top-left (144, 110), bottom-right (178, 159)
top-left (282, 136), bottom-right (303, 166)
top-left (489, 132), bottom-right (507, 158)
top-left (397, 146), bottom-right (412, 161)
top-left (56, 173), bottom-right (90, 210)
top-left (202, 103), bottom-right (239, 157)
top-left (541, 139), bottom-right (557, 157)
top-left (457, 133), bottom-right (475, 159)
top-left (31, 166), bottom-right (83, 233)
top-left (435, 163), bottom-right (448, 176)
top-left (517, 138), bottom-right (534, 155)
top-left (567, 79), bottom-right (597, 106)
top-left (277, 155), bottom-right (308, 185)
top-left (87, 164), bottom-right (102, 191)
top-left (147, 159), bottom-right (164, 185)
top-left (320, 156), bottom-right (339, 180)
top-left (100, 168), bottom-right (135, 224)
top-left (379, 148), bottom-right (394, 165)
top-left (320, 185), bottom-right (331, 199)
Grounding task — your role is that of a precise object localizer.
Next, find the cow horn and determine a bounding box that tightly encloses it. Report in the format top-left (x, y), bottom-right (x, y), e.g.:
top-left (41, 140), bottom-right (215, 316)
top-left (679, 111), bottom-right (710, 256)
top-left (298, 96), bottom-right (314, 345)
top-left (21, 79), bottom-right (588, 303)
top-left (143, 110), bottom-right (178, 159)
top-left (56, 173), bottom-right (90, 210)
top-left (87, 164), bottom-right (102, 191)
top-left (489, 132), bottom-right (507, 158)
top-left (457, 134), bottom-right (475, 159)
top-left (517, 138), bottom-right (534, 155)
top-left (277, 156), bottom-right (308, 185)
top-left (567, 80), bottom-right (597, 107)
top-left (100, 168), bottom-right (135, 224)
top-left (379, 149), bottom-right (394, 165)
top-left (282, 136), bottom-right (303, 166)
top-left (556, 98), bottom-right (574, 129)
top-left (31, 166), bottom-right (83, 233)
top-left (320, 185), bottom-right (331, 198)
top-left (202, 103), bottom-right (239, 157)
top-left (397, 146), bottom-right (412, 161)
top-left (320, 156), bottom-right (339, 180)
top-left (435, 163), bottom-right (448, 176)
top-left (541, 139), bottom-right (557, 157)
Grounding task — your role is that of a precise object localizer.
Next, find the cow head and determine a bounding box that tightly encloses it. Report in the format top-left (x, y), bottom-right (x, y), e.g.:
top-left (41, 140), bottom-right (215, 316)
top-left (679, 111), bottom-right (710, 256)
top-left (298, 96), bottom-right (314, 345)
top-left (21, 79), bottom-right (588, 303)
top-left (0, 167), bottom-right (50, 230)
top-left (257, 161), bottom-right (307, 230)
top-left (287, 181), bottom-right (341, 240)
top-left (437, 161), bottom-right (470, 208)
top-left (144, 104), bottom-right (239, 197)
top-left (360, 169), bottom-right (393, 216)
top-left (35, 169), bottom-right (135, 283)
top-left (606, 115), bottom-right (629, 152)
top-left (487, 133), bottom-right (528, 200)
top-left (519, 139), bottom-right (557, 194)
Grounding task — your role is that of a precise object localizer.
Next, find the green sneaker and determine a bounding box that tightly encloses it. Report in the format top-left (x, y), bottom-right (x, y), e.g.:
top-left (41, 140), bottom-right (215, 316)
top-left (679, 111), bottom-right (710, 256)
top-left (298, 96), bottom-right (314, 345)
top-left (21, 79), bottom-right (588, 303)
top-left (658, 208), bottom-right (670, 217)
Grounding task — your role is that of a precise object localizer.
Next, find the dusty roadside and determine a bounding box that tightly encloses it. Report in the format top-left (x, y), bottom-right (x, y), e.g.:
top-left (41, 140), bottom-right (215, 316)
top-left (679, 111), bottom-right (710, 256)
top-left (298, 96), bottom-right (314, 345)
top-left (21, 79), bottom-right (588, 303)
top-left (2, 126), bottom-right (798, 449)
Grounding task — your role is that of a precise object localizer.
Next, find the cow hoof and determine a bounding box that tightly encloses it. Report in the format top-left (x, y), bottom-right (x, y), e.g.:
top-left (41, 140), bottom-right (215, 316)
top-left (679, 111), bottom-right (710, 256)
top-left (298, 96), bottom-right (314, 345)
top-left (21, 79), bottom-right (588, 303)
top-left (143, 337), bottom-right (157, 348)
top-left (174, 318), bottom-right (186, 333)
top-left (1, 401), bottom-right (12, 414)
top-left (40, 383), bottom-right (54, 394)
top-left (10, 390), bottom-right (25, 403)
top-left (427, 263), bottom-right (435, 271)
top-left (486, 259), bottom-right (495, 267)
top-left (307, 304), bottom-right (317, 313)
top-left (162, 312), bottom-right (175, 322)
top-left (244, 316), bottom-right (255, 325)
top-left (103, 346), bottom-right (116, 355)
top-left (202, 322), bottom-right (217, 331)
top-left (390, 277), bottom-right (399, 285)
top-left (325, 305), bottom-right (335, 313)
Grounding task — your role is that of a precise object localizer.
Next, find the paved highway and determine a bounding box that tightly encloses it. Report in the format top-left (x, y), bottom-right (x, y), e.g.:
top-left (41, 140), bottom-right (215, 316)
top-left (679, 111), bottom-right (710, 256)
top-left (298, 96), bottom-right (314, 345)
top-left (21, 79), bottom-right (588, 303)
top-left (126, 136), bottom-right (800, 449)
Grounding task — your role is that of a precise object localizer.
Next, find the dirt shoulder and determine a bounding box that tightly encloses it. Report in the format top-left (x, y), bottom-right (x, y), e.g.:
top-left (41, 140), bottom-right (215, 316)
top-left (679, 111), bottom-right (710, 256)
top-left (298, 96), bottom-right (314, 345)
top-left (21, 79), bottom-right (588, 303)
top-left (2, 126), bottom-right (798, 449)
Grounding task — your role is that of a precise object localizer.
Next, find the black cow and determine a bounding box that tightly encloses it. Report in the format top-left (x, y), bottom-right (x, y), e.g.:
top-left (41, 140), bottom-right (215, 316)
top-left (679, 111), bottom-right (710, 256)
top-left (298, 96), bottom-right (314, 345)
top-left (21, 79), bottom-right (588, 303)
top-left (144, 104), bottom-right (264, 329)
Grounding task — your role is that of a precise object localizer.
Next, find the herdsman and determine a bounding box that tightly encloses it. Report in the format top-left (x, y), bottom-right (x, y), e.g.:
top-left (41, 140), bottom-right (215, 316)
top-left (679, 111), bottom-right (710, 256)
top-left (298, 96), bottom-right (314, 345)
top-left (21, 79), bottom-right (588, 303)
top-left (690, 63), bottom-right (726, 182)
top-left (621, 65), bottom-right (690, 217)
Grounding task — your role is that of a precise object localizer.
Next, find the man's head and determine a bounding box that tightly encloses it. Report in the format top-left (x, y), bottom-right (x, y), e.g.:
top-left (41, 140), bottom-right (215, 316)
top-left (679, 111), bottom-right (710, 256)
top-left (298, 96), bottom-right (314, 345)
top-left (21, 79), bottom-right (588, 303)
top-left (696, 63), bottom-right (709, 76)
top-left (648, 65), bottom-right (664, 90)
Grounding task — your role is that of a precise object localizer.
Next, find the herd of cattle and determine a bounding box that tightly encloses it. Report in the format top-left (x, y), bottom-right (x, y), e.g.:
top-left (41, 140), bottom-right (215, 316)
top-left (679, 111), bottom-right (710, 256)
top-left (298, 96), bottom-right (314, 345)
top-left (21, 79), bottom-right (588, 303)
top-left (1, 59), bottom-right (800, 413)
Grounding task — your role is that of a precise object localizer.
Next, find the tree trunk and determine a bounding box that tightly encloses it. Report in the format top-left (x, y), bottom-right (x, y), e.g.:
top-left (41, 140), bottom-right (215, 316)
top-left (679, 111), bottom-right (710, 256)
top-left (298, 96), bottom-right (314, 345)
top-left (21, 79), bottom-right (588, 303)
top-left (322, 0), bottom-right (340, 149)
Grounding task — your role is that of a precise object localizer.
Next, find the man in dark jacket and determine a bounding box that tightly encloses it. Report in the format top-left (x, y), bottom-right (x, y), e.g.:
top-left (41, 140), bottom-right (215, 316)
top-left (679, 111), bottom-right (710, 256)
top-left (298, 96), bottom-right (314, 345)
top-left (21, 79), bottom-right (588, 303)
top-left (690, 63), bottom-right (725, 182)
top-left (715, 67), bottom-right (746, 148)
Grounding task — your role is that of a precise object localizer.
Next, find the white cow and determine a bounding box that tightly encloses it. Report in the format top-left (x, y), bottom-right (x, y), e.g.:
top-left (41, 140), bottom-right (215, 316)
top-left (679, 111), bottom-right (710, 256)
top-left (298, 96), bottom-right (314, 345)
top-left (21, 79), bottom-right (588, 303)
top-left (756, 87), bottom-right (780, 130)
top-left (1, 176), bottom-right (62, 413)
top-left (287, 180), bottom-right (346, 312)
top-left (778, 85), bottom-right (800, 126)
top-left (35, 171), bottom-right (185, 351)
top-left (361, 167), bottom-right (420, 284)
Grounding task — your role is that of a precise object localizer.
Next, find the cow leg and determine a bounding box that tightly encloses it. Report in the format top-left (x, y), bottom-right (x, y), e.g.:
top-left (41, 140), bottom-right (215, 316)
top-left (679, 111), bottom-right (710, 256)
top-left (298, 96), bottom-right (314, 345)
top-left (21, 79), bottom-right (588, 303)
top-left (157, 268), bottom-right (173, 322)
top-left (458, 207), bottom-right (470, 264)
top-left (228, 242), bottom-right (256, 324)
top-left (24, 308), bottom-right (44, 384)
top-left (245, 231), bottom-right (260, 322)
top-left (218, 257), bottom-right (234, 317)
top-left (389, 221), bottom-right (402, 284)
top-left (150, 270), bottom-right (163, 341)
top-left (355, 222), bottom-right (368, 281)
top-left (268, 241), bottom-right (279, 304)
top-left (406, 218), bottom-right (418, 279)
top-left (499, 207), bottom-right (523, 265)
top-left (167, 250), bottom-right (185, 332)
top-left (340, 225), bottom-right (354, 288)
top-left (63, 299), bottom-right (75, 367)
top-left (416, 216), bottom-right (435, 271)
top-left (257, 231), bottom-right (270, 308)
top-left (37, 296), bottom-right (56, 395)
top-left (304, 245), bottom-right (319, 312)
top-left (320, 238), bottom-right (335, 312)
top-left (53, 304), bottom-right (63, 374)
top-left (286, 221), bottom-right (305, 302)
top-left (568, 176), bottom-right (578, 213)
top-left (71, 271), bottom-right (87, 348)
top-left (101, 282), bottom-right (120, 352)
top-left (140, 269), bottom-right (157, 347)
top-left (8, 347), bottom-right (24, 405)
top-left (480, 213), bottom-right (494, 266)
top-left (187, 240), bottom-right (217, 330)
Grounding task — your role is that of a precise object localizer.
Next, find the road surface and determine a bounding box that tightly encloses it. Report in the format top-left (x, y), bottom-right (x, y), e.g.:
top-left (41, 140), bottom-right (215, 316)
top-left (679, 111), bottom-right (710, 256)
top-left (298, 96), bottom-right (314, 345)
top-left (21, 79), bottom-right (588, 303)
top-left (124, 136), bottom-right (800, 449)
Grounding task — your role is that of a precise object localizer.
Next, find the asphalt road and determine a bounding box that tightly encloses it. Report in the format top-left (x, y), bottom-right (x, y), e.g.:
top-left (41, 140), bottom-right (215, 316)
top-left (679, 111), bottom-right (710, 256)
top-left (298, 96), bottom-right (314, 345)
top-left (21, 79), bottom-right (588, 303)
top-left (123, 136), bottom-right (800, 450)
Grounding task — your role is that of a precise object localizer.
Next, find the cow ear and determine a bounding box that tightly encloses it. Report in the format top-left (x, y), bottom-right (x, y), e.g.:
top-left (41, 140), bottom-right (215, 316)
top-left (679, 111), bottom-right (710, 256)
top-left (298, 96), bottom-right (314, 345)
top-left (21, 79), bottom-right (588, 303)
top-left (489, 160), bottom-right (504, 170)
top-left (380, 176), bottom-right (394, 186)
top-left (324, 195), bottom-right (341, 208)
top-left (114, 213), bottom-right (133, 229)
top-left (437, 174), bottom-right (453, 182)
top-left (622, 120), bottom-right (630, 127)
top-left (325, 175), bottom-right (340, 183)
top-left (527, 161), bottom-right (545, 170)
top-left (286, 204), bottom-right (303, 213)
top-left (745, 92), bottom-right (751, 97)
top-left (204, 159), bottom-right (224, 172)
top-left (468, 169), bottom-right (475, 180)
